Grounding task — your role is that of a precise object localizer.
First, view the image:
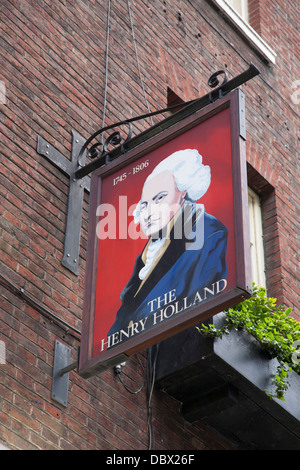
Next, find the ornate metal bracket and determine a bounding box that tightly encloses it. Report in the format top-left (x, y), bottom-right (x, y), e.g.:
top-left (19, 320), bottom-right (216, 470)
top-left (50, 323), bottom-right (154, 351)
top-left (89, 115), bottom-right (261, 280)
top-left (75, 63), bottom-right (260, 180)
top-left (37, 63), bottom-right (260, 275)
top-left (79, 122), bottom-right (133, 165)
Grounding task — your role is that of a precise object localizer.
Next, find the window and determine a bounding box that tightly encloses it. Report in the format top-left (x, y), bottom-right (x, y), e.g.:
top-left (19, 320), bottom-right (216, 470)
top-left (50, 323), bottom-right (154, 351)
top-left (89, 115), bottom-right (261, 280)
top-left (248, 187), bottom-right (266, 288)
top-left (226, 0), bottom-right (249, 22)
top-left (211, 0), bottom-right (277, 64)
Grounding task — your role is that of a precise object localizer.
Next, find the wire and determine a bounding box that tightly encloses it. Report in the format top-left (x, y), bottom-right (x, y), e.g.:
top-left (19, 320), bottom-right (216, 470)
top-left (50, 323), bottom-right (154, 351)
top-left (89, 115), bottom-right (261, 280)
top-left (127, 0), bottom-right (154, 126)
top-left (114, 347), bottom-right (159, 450)
top-left (115, 354), bottom-right (145, 394)
top-left (147, 344), bottom-right (159, 450)
top-left (0, 274), bottom-right (81, 340)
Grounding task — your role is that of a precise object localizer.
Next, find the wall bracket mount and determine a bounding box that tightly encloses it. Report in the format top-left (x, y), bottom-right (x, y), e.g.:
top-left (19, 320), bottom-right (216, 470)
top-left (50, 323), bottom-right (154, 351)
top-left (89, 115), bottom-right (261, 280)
top-left (51, 340), bottom-right (78, 407)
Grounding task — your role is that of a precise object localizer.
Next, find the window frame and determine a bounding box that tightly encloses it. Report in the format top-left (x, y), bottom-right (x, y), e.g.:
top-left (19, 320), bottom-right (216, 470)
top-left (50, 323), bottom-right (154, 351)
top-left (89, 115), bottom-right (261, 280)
top-left (211, 0), bottom-right (277, 64)
top-left (226, 0), bottom-right (249, 22)
top-left (248, 187), bottom-right (266, 288)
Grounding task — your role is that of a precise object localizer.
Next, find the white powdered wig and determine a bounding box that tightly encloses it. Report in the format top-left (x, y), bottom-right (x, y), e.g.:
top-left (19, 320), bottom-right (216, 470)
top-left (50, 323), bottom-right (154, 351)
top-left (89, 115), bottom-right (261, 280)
top-left (134, 149), bottom-right (211, 224)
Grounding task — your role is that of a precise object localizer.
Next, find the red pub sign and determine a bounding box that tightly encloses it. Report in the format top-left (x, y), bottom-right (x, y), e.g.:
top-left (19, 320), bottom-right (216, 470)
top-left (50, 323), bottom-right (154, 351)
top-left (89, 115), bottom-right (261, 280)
top-left (78, 89), bottom-right (252, 378)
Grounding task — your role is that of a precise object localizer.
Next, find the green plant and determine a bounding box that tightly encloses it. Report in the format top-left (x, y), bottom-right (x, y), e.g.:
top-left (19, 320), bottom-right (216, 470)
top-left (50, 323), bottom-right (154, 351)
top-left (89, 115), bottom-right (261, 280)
top-left (197, 284), bottom-right (300, 400)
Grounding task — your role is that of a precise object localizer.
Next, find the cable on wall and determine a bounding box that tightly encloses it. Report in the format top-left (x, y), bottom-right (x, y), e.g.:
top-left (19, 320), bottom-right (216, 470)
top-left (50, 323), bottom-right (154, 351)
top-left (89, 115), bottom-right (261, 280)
top-left (101, 0), bottom-right (153, 134)
top-left (0, 274), bottom-right (81, 341)
top-left (114, 346), bottom-right (159, 449)
top-left (115, 354), bottom-right (145, 394)
top-left (127, 0), bottom-right (154, 126)
top-left (147, 344), bottom-right (159, 450)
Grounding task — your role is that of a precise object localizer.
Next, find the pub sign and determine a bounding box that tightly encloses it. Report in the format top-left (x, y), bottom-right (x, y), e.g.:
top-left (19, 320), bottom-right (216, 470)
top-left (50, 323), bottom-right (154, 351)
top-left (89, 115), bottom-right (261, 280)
top-left (78, 89), bottom-right (252, 377)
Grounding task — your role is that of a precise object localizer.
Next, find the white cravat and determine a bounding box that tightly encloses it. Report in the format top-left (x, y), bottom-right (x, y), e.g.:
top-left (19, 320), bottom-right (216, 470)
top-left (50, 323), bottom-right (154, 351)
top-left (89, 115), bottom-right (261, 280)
top-left (138, 237), bottom-right (166, 280)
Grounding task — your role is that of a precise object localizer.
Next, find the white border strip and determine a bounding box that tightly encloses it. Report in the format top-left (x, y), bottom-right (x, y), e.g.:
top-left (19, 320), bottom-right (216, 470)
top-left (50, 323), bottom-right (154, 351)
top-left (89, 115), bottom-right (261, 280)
top-left (211, 0), bottom-right (277, 64)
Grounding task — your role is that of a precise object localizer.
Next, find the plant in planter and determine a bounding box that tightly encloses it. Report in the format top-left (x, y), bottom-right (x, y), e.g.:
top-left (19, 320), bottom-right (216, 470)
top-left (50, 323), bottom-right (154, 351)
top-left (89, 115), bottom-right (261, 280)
top-left (197, 284), bottom-right (300, 400)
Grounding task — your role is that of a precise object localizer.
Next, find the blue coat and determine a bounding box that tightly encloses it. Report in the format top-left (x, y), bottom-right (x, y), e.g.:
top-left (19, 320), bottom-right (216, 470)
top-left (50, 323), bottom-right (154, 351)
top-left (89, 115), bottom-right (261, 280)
top-left (108, 205), bottom-right (228, 339)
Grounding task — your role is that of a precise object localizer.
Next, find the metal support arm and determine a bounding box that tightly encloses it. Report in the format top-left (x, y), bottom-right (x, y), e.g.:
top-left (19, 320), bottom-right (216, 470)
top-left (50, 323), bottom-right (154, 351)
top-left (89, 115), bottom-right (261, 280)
top-left (75, 63), bottom-right (260, 180)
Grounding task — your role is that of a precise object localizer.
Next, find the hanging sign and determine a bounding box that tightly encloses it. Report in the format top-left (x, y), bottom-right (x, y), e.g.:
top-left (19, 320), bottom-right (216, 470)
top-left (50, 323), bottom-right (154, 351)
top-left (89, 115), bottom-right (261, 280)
top-left (78, 89), bottom-right (252, 377)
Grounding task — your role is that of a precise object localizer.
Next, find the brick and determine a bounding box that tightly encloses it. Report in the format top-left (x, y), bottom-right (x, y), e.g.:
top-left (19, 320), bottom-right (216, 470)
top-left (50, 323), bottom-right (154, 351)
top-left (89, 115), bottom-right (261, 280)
top-left (0, 0), bottom-right (299, 453)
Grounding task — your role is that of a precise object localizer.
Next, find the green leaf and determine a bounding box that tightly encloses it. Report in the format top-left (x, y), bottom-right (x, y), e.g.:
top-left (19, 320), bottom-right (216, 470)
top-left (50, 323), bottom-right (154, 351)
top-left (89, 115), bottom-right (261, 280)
top-left (196, 283), bottom-right (299, 400)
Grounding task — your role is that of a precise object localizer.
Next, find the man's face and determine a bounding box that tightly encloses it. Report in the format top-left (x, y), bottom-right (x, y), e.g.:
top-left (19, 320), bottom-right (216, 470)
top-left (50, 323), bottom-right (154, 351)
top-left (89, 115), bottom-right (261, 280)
top-left (139, 170), bottom-right (186, 237)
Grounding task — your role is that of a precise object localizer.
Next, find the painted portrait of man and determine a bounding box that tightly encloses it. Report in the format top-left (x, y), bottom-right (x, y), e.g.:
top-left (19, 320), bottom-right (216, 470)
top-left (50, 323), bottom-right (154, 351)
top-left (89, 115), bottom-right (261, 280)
top-left (79, 94), bottom-right (250, 374)
top-left (108, 149), bottom-right (228, 338)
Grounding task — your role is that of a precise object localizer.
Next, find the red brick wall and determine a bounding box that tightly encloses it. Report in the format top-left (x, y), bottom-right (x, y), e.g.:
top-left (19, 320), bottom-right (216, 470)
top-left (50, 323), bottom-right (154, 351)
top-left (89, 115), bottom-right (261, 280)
top-left (248, 0), bottom-right (262, 33)
top-left (0, 0), bottom-right (299, 450)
